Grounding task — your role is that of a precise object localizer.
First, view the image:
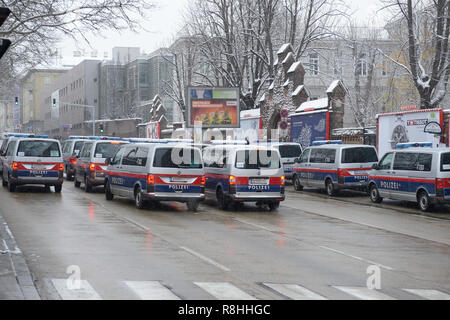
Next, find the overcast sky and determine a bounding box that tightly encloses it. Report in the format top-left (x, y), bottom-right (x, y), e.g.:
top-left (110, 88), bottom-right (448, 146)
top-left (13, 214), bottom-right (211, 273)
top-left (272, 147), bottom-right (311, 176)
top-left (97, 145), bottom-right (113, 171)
top-left (55, 0), bottom-right (387, 66)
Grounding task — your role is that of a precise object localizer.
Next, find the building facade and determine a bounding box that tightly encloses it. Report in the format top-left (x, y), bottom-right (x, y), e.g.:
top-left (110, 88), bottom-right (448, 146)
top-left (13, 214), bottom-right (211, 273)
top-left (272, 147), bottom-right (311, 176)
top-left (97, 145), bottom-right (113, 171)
top-left (20, 69), bottom-right (67, 133)
top-left (40, 60), bottom-right (100, 139)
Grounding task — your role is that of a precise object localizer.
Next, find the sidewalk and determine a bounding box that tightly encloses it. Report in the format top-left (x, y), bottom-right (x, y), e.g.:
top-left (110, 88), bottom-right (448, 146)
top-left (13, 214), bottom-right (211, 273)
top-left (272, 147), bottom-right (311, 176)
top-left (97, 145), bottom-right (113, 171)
top-left (0, 212), bottom-right (40, 300)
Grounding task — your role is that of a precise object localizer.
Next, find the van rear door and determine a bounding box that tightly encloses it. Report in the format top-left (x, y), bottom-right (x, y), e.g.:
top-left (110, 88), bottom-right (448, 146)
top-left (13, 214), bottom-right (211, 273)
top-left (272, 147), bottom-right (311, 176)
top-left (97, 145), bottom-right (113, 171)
top-left (15, 140), bottom-right (62, 178)
top-left (340, 146), bottom-right (378, 184)
top-left (234, 149), bottom-right (283, 195)
top-left (151, 146), bottom-right (204, 194)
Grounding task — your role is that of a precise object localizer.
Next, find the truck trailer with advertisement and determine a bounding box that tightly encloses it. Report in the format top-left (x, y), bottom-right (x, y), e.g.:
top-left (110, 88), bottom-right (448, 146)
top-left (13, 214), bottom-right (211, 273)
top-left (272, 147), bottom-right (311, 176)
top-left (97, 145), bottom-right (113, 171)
top-left (376, 108), bottom-right (446, 158)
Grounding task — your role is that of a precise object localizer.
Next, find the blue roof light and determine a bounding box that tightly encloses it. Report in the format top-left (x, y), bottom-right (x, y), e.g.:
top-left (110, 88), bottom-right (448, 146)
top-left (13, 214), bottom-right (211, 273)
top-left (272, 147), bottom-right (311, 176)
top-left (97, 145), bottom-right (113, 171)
top-left (34, 135), bottom-right (49, 138)
top-left (210, 140), bottom-right (249, 145)
top-left (312, 140), bottom-right (343, 146)
top-left (69, 136), bottom-right (90, 140)
top-left (396, 142), bottom-right (433, 149)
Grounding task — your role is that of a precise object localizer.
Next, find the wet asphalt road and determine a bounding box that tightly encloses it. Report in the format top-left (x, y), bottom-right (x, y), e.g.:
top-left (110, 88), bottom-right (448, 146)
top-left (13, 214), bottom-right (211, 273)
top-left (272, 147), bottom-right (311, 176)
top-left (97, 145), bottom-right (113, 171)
top-left (0, 181), bottom-right (449, 300)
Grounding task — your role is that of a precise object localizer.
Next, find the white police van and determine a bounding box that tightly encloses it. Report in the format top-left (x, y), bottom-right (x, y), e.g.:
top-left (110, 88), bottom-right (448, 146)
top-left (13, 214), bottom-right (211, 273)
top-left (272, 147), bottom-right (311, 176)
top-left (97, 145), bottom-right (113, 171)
top-left (1, 133), bottom-right (36, 175)
top-left (61, 136), bottom-right (90, 181)
top-left (203, 144), bottom-right (285, 211)
top-left (368, 142), bottom-right (450, 212)
top-left (292, 140), bottom-right (379, 196)
top-left (1, 135), bottom-right (64, 192)
top-left (73, 137), bottom-right (129, 192)
top-left (260, 141), bottom-right (302, 180)
top-left (105, 140), bottom-right (205, 211)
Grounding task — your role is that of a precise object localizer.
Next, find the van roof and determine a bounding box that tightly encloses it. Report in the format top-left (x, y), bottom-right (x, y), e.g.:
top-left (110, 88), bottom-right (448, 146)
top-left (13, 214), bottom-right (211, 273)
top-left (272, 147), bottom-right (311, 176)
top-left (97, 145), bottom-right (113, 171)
top-left (306, 144), bottom-right (374, 149)
top-left (205, 144), bottom-right (277, 151)
top-left (394, 147), bottom-right (450, 154)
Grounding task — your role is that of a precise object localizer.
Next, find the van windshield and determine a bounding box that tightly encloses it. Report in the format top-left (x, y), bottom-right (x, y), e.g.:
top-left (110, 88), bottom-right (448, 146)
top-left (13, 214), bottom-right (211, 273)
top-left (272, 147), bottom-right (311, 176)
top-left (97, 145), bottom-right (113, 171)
top-left (235, 150), bottom-right (281, 169)
top-left (17, 140), bottom-right (60, 157)
top-left (278, 145), bottom-right (302, 158)
top-left (341, 147), bottom-right (378, 163)
top-left (153, 147), bottom-right (203, 169)
top-left (441, 153), bottom-right (450, 172)
top-left (73, 141), bottom-right (85, 155)
top-left (94, 142), bottom-right (123, 159)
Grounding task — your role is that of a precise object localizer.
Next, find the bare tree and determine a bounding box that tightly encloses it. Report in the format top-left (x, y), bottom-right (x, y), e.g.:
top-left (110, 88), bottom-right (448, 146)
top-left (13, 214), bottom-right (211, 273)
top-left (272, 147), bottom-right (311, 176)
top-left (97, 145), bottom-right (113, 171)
top-left (0, 0), bottom-right (154, 74)
top-left (381, 0), bottom-right (450, 108)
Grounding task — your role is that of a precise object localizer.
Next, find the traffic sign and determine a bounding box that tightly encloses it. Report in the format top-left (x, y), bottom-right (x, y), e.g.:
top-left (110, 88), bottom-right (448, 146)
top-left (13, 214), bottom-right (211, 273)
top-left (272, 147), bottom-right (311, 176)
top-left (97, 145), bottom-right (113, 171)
top-left (279, 120), bottom-right (288, 130)
top-left (280, 109), bottom-right (289, 118)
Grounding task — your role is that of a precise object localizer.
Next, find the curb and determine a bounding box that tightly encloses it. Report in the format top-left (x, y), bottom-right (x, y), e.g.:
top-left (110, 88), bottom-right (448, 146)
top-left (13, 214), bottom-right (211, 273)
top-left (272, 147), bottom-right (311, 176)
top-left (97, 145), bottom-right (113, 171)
top-left (0, 214), bottom-right (41, 300)
top-left (285, 189), bottom-right (450, 221)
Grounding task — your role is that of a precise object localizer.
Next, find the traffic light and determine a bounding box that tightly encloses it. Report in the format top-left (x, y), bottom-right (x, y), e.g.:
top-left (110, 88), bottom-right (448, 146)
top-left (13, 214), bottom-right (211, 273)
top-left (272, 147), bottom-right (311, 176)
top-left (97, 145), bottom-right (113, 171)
top-left (0, 7), bottom-right (11, 60)
top-left (52, 98), bottom-right (56, 108)
top-left (14, 96), bottom-right (18, 105)
top-left (99, 123), bottom-right (104, 133)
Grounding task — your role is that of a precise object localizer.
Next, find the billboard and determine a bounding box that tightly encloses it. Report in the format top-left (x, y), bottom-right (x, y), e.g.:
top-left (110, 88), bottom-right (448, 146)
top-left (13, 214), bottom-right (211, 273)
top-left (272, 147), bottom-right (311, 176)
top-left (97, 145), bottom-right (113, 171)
top-left (290, 111), bottom-right (329, 148)
top-left (187, 87), bottom-right (240, 128)
top-left (146, 121), bottom-right (160, 139)
top-left (377, 109), bottom-right (444, 157)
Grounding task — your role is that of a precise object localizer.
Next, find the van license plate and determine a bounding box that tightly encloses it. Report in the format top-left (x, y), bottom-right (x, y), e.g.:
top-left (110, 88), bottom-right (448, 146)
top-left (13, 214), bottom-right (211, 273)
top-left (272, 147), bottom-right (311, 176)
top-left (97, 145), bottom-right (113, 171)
top-left (250, 178), bottom-right (268, 185)
top-left (33, 171), bottom-right (47, 176)
top-left (171, 177), bottom-right (187, 183)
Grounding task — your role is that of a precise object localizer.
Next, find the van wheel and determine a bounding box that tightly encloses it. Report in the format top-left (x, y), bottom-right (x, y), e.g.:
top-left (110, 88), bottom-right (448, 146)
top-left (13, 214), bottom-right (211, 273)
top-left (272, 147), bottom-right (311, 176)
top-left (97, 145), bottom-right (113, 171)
top-left (269, 202), bottom-right (280, 211)
top-left (187, 200), bottom-right (200, 212)
top-left (2, 178), bottom-right (7, 187)
top-left (8, 182), bottom-right (16, 192)
top-left (74, 177), bottom-right (81, 188)
top-left (44, 185), bottom-right (51, 192)
top-left (105, 181), bottom-right (114, 201)
top-left (293, 175), bottom-right (303, 191)
top-left (216, 187), bottom-right (228, 210)
top-left (84, 176), bottom-right (92, 193)
top-left (54, 184), bottom-right (62, 193)
top-left (418, 191), bottom-right (432, 212)
top-left (135, 187), bottom-right (146, 209)
top-left (369, 184), bottom-right (383, 203)
top-left (325, 179), bottom-right (336, 196)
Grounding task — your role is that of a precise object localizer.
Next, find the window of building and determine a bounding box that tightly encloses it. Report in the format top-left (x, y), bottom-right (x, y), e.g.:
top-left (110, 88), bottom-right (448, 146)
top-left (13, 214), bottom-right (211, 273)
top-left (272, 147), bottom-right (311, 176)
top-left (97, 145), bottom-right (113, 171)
top-left (308, 52), bottom-right (319, 76)
top-left (357, 53), bottom-right (368, 76)
top-left (382, 60), bottom-right (388, 76)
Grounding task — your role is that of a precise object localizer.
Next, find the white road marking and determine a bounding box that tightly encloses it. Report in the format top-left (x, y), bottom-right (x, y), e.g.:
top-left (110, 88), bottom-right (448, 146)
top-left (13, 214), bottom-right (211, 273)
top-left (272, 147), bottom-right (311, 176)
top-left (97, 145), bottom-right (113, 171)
top-left (194, 282), bottom-right (257, 300)
top-left (333, 286), bottom-right (395, 300)
top-left (263, 283), bottom-right (327, 300)
top-left (51, 279), bottom-right (102, 300)
top-left (319, 246), bottom-right (395, 271)
top-left (125, 281), bottom-right (181, 300)
top-left (180, 246), bottom-right (230, 272)
top-left (3, 223), bottom-right (15, 240)
top-left (234, 218), bottom-right (395, 271)
top-left (403, 289), bottom-right (450, 300)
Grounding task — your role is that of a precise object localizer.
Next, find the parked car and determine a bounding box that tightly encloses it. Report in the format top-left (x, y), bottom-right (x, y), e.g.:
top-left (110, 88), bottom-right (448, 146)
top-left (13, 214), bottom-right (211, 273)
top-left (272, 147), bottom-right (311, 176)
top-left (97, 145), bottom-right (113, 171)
top-left (292, 140), bottom-right (378, 196)
top-left (73, 137), bottom-right (129, 192)
top-left (368, 142), bottom-right (450, 211)
top-left (1, 136), bottom-right (64, 192)
top-left (203, 144), bottom-right (285, 211)
top-left (105, 142), bottom-right (205, 211)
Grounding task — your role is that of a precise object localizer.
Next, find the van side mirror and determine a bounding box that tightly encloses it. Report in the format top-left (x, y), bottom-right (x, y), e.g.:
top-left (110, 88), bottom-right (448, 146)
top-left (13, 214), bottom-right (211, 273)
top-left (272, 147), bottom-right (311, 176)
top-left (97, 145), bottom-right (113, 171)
top-left (294, 158), bottom-right (300, 163)
top-left (372, 164), bottom-right (379, 170)
top-left (105, 157), bottom-right (111, 165)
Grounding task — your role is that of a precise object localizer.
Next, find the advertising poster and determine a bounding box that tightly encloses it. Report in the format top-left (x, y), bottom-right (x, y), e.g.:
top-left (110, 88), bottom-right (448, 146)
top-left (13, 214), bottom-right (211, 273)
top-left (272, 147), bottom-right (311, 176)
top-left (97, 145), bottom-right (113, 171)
top-left (290, 111), bottom-right (328, 148)
top-left (146, 121), bottom-right (160, 139)
top-left (377, 109), bottom-right (443, 158)
top-left (236, 117), bottom-right (261, 142)
top-left (187, 87), bottom-right (240, 128)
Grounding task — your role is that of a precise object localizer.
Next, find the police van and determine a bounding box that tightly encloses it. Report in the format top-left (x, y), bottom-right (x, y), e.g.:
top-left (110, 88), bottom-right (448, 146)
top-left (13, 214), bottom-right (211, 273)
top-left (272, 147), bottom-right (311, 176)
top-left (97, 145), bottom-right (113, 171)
top-left (1, 136), bottom-right (64, 192)
top-left (203, 144), bottom-right (285, 211)
top-left (259, 141), bottom-right (302, 180)
top-left (368, 142), bottom-right (450, 211)
top-left (292, 141), bottom-right (378, 196)
top-left (61, 136), bottom-right (90, 181)
top-left (1, 133), bottom-right (36, 175)
top-left (73, 137), bottom-right (129, 192)
top-left (104, 141), bottom-right (205, 211)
